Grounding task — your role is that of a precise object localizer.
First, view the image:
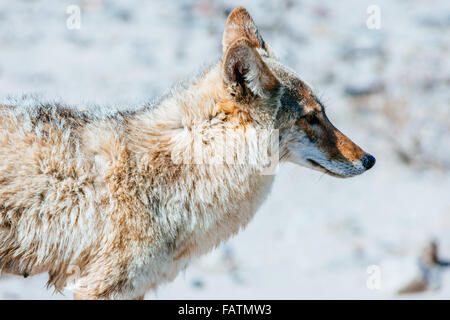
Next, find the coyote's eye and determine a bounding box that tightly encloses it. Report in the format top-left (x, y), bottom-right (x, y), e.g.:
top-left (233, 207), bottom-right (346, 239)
top-left (304, 114), bottom-right (319, 125)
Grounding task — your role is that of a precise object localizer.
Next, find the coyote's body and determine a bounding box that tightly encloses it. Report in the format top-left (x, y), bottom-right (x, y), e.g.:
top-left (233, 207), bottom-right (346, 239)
top-left (0, 7), bottom-right (375, 299)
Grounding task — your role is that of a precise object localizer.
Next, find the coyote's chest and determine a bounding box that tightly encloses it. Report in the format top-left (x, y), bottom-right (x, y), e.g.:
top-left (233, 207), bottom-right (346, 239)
top-left (173, 172), bottom-right (274, 259)
top-left (128, 170), bottom-right (275, 295)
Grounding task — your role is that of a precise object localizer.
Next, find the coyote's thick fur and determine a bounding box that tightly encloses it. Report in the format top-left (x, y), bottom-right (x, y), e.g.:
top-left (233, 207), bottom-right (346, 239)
top-left (0, 7), bottom-right (375, 299)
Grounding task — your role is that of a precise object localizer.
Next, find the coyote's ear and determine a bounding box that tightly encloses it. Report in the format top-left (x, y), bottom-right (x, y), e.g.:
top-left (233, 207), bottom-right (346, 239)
top-left (223, 38), bottom-right (280, 99)
top-left (222, 6), bottom-right (272, 56)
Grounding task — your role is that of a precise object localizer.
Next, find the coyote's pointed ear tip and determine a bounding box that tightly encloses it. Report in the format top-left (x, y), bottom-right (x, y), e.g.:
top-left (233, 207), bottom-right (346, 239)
top-left (229, 6), bottom-right (249, 15)
top-left (226, 6), bottom-right (251, 21)
top-left (223, 6), bottom-right (270, 56)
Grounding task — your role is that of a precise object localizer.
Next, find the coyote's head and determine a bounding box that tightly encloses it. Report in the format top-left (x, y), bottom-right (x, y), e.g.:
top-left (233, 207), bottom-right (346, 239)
top-left (221, 7), bottom-right (375, 178)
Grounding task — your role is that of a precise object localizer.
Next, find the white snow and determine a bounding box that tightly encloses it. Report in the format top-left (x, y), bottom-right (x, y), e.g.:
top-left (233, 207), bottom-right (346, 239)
top-left (0, 0), bottom-right (449, 299)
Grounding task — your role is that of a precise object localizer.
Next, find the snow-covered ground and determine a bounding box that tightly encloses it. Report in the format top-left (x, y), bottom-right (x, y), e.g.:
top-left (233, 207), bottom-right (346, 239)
top-left (0, 0), bottom-right (449, 299)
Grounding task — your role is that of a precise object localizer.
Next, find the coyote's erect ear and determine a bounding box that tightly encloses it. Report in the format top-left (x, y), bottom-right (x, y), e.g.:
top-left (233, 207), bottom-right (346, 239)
top-left (223, 38), bottom-right (280, 99)
top-left (222, 6), bottom-right (272, 55)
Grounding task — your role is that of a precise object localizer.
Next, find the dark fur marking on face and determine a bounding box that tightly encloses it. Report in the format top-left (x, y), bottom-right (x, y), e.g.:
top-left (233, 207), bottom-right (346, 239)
top-left (296, 119), bottom-right (318, 143)
top-left (279, 89), bottom-right (302, 115)
top-left (273, 88), bottom-right (303, 129)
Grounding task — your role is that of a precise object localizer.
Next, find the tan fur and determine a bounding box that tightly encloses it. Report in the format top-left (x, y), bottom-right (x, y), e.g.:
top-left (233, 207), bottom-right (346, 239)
top-left (0, 65), bottom-right (274, 299)
top-left (0, 7), bottom-right (373, 299)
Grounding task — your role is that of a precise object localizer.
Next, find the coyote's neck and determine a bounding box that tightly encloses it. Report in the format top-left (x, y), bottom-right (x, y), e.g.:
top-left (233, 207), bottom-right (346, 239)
top-left (123, 64), bottom-right (276, 259)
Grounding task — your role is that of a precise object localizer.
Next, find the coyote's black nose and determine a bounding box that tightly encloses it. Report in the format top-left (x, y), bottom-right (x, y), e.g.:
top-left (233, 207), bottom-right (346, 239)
top-left (362, 154), bottom-right (376, 170)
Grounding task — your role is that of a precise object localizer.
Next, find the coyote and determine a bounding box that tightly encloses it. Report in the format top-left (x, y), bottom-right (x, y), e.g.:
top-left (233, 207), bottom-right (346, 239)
top-left (0, 7), bottom-right (375, 299)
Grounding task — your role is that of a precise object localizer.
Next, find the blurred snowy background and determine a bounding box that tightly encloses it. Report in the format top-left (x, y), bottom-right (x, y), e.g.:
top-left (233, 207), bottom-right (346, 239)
top-left (0, 0), bottom-right (449, 299)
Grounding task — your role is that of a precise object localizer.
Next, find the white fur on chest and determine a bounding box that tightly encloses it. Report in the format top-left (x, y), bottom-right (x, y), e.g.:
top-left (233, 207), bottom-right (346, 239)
top-left (124, 170), bottom-right (275, 299)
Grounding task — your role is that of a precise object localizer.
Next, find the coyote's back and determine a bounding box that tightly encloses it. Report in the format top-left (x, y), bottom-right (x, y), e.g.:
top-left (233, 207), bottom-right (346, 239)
top-left (0, 102), bottom-right (170, 299)
top-left (0, 103), bottom-right (96, 283)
